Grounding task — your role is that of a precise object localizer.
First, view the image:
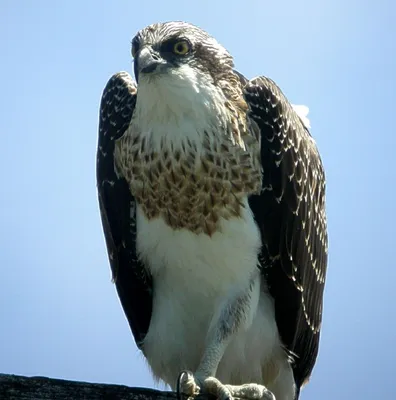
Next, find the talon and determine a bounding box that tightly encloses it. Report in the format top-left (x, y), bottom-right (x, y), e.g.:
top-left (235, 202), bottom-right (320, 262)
top-left (177, 370), bottom-right (200, 398)
top-left (202, 377), bottom-right (233, 400)
top-left (177, 373), bottom-right (274, 400)
top-left (225, 383), bottom-right (275, 400)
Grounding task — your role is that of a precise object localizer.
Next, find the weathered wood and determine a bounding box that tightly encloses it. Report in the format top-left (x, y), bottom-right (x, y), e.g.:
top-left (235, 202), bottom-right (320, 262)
top-left (0, 374), bottom-right (204, 400)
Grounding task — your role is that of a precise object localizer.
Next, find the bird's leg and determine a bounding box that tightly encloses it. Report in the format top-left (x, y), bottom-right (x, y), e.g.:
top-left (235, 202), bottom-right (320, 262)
top-left (177, 276), bottom-right (275, 400)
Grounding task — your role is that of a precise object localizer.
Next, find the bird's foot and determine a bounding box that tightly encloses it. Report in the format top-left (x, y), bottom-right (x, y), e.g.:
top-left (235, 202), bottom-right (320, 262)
top-left (177, 371), bottom-right (275, 400)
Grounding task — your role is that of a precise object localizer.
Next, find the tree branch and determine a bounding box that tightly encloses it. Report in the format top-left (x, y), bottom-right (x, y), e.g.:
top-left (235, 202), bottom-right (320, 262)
top-left (0, 373), bottom-right (209, 400)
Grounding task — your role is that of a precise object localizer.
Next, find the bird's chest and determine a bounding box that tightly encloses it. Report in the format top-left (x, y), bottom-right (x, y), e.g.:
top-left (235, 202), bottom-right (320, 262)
top-left (115, 132), bottom-right (262, 236)
top-left (136, 202), bottom-right (263, 384)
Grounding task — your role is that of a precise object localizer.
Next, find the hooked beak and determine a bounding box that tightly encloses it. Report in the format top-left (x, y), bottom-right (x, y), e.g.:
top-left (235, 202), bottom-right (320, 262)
top-left (134, 47), bottom-right (166, 83)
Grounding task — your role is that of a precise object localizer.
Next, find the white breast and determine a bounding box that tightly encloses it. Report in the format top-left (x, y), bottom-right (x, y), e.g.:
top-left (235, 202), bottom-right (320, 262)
top-left (136, 199), bottom-right (283, 388)
top-left (131, 64), bottom-right (294, 398)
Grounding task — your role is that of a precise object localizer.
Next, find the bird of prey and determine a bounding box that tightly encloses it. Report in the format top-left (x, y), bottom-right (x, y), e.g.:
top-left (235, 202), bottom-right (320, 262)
top-left (97, 21), bottom-right (328, 400)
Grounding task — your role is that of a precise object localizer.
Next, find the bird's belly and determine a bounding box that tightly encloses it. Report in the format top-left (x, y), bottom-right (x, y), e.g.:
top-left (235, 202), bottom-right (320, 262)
top-left (137, 201), bottom-right (283, 388)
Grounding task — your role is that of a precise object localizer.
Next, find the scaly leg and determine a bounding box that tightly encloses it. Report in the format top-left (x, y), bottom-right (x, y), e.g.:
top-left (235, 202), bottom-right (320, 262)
top-left (177, 276), bottom-right (275, 400)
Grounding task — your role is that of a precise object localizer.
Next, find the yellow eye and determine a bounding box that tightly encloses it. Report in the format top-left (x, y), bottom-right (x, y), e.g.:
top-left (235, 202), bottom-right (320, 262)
top-left (173, 40), bottom-right (190, 55)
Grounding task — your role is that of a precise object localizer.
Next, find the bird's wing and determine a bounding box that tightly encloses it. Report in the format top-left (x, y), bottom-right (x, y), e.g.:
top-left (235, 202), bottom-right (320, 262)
top-left (243, 76), bottom-right (328, 387)
top-left (97, 72), bottom-right (152, 349)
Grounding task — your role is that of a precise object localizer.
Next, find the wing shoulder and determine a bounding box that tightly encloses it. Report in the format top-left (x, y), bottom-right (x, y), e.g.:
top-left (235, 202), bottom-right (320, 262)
top-left (244, 76), bottom-right (328, 386)
top-left (97, 72), bottom-right (152, 349)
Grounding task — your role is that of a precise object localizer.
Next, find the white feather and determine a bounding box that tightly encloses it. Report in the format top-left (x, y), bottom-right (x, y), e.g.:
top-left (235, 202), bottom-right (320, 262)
top-left (132, 66), bottom-right (296, 400)
top-left (132, 64), bottom-right (231, 153)
top-left (137, 202), bottom-right (283, 383)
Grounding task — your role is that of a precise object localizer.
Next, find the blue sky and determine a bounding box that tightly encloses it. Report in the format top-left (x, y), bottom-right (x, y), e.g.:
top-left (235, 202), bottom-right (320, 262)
top-left (0, 1), bottom-right (395, 399)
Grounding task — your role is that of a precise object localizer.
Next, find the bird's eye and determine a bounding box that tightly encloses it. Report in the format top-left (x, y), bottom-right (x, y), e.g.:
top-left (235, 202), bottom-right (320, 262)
top-left (173, 40), bottom-right (191, 55)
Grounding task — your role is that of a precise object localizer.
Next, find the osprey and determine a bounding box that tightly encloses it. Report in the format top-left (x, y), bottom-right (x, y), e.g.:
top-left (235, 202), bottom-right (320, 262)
top-left (97, 21), bottom-right (328, 400)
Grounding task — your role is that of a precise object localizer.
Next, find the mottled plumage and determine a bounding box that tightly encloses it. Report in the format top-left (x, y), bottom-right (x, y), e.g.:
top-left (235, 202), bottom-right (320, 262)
top-left (115, 119), bottom-right (261, 234)
top-left (97, 21), bottom-right (328, 400)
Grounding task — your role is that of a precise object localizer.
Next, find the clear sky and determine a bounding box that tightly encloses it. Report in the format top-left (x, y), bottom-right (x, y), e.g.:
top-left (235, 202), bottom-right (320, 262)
top-left (0, 1), bottom-right (395, 399)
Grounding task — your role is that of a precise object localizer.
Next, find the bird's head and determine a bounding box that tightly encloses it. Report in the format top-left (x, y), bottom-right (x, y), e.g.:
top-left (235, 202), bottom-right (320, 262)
top-left (131, 21), bottom-right (246, 125)
top-left (132, 21), bottom-right (234, 84)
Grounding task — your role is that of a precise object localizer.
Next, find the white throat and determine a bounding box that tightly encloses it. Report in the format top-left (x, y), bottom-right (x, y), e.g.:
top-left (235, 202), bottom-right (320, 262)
top-left (132, 64), bottom-right (231, 152)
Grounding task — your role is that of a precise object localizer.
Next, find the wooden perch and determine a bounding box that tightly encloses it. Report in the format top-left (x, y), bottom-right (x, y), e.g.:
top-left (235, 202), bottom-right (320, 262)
top-left (0, 373), bottom-right (211, 400)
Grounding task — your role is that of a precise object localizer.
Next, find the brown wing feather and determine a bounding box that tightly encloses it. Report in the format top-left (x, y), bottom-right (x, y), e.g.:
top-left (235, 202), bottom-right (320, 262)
top-left (244, 76), bottom-right (328, 389)
top-left (97, 72), bottom-right (152, 349)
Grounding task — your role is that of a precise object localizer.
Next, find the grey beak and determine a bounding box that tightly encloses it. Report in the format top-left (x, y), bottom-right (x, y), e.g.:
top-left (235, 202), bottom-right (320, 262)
top-left (134, 47), bottom-right (162, 83)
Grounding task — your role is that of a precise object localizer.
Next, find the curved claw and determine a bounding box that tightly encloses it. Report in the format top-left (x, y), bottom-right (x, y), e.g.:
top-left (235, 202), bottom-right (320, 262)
top-left (177, 370), bottom-right (200, 399)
